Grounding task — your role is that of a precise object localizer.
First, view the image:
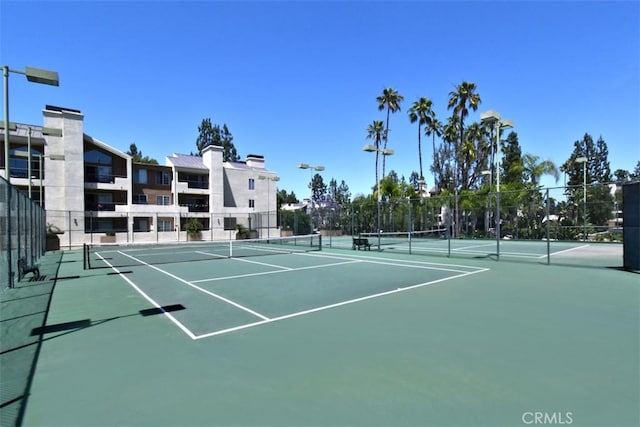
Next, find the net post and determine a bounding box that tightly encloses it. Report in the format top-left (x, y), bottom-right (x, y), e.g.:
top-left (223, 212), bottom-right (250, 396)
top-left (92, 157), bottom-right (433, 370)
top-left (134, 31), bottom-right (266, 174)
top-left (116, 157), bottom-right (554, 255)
top-left (83, 244), bottom-right (86, 270)
top-left (318, 234), bottom-right (322, 251)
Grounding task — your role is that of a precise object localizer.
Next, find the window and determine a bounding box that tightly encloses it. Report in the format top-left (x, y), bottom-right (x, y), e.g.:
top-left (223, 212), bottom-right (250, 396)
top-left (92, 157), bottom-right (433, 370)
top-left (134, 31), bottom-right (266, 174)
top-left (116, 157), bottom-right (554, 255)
top-left (133, 169), bottom-right (148, 184)
top-left (158, 218), bottom-right (173, 232)
top-left (224, 217), bottom-right (237, 231)
top-left (155, 171), bottom-right (171, 185)
top-left (156, 195), bottom-right (170, 205)
top-left (133, 217), bottom-right (149, 232)
top-left (249, 178), bottom-right (255, 190)
top-left (249, 199), bottom-right (255, 208)
top-left (133, 194), bottom-right (147, 204)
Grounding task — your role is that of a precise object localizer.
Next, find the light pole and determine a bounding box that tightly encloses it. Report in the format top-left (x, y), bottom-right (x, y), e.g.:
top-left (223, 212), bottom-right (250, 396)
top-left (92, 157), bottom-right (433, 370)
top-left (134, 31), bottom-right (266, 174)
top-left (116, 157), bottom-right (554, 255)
top-left (363, 144), bottom-right (394, 250)
top-left (4, 65), bottom-right (59, 180)
top-left (481, 110), bottom-right (514, 260)
top-left (575, 156), bottom-right (588, 241)
top-left (258, 174), bottom-right (279, 239)
top-left (3, 65), bottom-right (59, 289)
top-left (481, 169), bottom-right (492, 234)
top-left (298, 163), bottom-right (324, 233)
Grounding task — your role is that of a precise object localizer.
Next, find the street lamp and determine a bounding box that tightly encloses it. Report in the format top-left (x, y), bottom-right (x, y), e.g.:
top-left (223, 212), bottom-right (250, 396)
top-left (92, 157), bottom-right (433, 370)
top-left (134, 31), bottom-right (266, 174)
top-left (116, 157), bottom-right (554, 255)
top-left (258, 174), bottom-right (279, 239)
top-left (575, 156), bottom-right (588, 241)
top-left (2, 65), bottom-right (58, 289)
top-left (481, 170), bottom-right (492, 234)
top-left (298, 163), bottom-right (325, 232)
top-left (3, 65), bottom-right (59, 180)
top-left (481, 110), bottom-right (514, 260)
top-left (363, 144), bottom-right (394, 250)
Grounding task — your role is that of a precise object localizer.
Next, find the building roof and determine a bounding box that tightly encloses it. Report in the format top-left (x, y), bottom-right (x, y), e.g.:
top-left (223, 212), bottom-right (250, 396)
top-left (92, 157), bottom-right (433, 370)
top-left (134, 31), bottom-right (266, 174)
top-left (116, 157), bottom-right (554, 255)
top-left (166, 153), bottom-right (207, 169)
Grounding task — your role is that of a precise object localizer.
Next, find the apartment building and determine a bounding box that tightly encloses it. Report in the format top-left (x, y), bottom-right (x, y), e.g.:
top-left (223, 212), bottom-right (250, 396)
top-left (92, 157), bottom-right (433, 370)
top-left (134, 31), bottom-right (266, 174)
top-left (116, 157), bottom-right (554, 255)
top-left (2, 105), bottom-right (279, 248)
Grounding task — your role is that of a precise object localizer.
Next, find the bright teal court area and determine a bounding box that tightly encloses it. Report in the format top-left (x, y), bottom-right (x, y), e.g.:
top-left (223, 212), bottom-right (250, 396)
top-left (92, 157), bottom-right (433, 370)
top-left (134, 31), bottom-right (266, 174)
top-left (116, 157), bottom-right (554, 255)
top-left (1, 243), bottom-right (638, 426)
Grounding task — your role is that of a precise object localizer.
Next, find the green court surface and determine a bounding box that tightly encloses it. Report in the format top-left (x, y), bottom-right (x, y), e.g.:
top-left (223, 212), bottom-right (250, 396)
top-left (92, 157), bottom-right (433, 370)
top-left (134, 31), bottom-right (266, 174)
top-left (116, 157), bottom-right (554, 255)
top-left (1, 245), bottom-right (638, 426)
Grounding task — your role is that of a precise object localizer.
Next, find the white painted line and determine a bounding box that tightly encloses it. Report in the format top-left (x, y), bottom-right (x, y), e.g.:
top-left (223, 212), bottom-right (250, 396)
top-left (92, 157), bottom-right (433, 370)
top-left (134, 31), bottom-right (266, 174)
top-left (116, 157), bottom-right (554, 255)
top-left (454, 242), bottom-right (496, 251)
top-left (192, 259), bottom-right (362, 283)
top-left (544, 244), bottom-right (591, 258)
top-left (194, 266), bottom-right (490, 339)
top-left (95, 253), bottom-right (197, 340)
top-left (118, 251), bottom-right (270, 321)
top-left (229, 257), bottom-right (293, 270)
top-left (299, 251), bottom-right (487, 272)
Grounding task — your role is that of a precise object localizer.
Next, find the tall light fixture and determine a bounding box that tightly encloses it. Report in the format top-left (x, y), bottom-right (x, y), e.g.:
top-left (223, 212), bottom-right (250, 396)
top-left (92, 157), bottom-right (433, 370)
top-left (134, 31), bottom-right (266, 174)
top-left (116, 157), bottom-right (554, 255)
top-left (3, 65), bottom-right (59, 180)
top-left (575, 156), bottom-right (588, 241)
top-left (363, 144), bottom-right (394, 250)
top-left (258, 174), bottom-right (279, 238)
top-left (481, 169), bottom-right (492, 234)
top-left (481, 110), bottom-right (514, 260)
top-left (2, 65), bottom-right (58, 289)
top-left (297, 163), bottom-right (324, 232)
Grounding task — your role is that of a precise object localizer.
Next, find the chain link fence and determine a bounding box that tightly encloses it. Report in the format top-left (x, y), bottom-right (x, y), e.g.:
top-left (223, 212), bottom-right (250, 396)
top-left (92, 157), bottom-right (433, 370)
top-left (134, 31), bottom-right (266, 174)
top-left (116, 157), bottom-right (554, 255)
top-left (1, 177), bottom-right (46, 291)
top-left (314, 183), bottom-right (625, 268)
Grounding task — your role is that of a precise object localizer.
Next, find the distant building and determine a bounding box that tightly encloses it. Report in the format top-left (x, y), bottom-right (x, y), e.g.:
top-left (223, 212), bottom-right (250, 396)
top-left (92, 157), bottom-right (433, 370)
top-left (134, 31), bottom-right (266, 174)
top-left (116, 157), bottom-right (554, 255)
top-left (2, 105), bottom-right (278, 247)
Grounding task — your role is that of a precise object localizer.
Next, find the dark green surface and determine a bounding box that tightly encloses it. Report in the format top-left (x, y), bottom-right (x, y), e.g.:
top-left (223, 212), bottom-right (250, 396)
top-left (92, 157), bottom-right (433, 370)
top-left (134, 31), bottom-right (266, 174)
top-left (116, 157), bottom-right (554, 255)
top-left (0, 252), bottom-right (62, 427)
top-left (2, 248), bottom-right (638, 426)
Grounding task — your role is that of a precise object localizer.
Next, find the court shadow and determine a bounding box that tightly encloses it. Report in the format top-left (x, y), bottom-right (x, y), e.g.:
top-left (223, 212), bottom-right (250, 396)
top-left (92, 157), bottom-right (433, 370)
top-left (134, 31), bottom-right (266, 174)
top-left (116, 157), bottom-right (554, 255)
top-left (30, 304), bottom-right (186, 337)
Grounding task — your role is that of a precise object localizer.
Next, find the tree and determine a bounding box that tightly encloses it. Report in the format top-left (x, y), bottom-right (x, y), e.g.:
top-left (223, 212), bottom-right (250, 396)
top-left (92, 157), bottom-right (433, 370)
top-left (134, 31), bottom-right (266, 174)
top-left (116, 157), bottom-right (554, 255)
top-left (195, 118), bottom-right (240, 162)
top-left (377, 88), bottom-right (404, 177)
top-left (310, 173), bottom-right (327, 203)
top-left (501, 132), bottom-right (525, 186)
top-left (561, 133), bottom-right (614, 229)
top-left (335, 180), bottom-right (351, 206)
top-left (424, 114), bottom-right (442, 191)
top-left (127, 143), bottom-right (158, 164)
top-left (277, 189), bottom-right (299, 209)
top-left (561, 134), bottom-right (613, 186)
top-left (366, 120), bottom-right (385, 195)
top-left (408, 97), bottom-right (434, 186)
top-left (523, 154), bottom-right (559, 188)
top-left (447, 81), bottom-right (482, 189)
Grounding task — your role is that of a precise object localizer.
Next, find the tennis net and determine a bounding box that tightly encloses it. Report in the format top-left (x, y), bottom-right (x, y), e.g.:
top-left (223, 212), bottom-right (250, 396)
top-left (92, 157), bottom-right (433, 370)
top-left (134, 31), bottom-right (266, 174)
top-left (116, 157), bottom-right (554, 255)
top-left (84, 234), bottom-right (322, 269)
top-left (359, 229), bottom-right (447, 247)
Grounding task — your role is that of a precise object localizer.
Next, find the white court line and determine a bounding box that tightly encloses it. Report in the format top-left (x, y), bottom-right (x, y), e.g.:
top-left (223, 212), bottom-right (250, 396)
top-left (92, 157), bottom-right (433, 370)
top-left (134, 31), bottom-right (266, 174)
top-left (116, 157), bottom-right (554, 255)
top-left (300, 251), bottom-right (486, 272)
top-left (198, 252), bottom-right (294, 271)
top-left (453, 242), bottom-right (496, 251)
top-left (192, 259), bottom-right (362, 283)
top-left (95, 253), bottom-right (198, 339)
top-left (194, 266), bottom-right (490, 339)
top-left (540, 244), bottom-right (591, 259)
top-left (118, 251), bottom-right (270, 321)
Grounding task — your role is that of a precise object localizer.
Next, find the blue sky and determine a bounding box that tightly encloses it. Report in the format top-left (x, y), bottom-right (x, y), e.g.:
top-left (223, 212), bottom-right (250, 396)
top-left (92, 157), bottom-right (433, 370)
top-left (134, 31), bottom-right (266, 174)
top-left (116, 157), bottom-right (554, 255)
top-left (2, 0), bottom-right (638, 200)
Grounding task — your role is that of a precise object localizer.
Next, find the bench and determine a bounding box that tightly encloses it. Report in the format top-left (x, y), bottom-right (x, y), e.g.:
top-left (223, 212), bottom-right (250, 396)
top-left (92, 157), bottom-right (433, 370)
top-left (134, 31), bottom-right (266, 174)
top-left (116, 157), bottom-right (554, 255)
top-left (18, 258), bottom-right (40, 279)
top-left (352, 237), bottom-right (372, 251)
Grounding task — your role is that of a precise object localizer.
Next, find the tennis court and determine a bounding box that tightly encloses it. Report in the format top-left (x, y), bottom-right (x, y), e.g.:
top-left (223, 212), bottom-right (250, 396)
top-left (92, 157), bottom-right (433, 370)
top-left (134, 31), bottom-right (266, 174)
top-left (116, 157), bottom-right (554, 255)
top-left (326, 232), bottom-right (623, 268)
top-left (2, 236), bottom-right (638, 426)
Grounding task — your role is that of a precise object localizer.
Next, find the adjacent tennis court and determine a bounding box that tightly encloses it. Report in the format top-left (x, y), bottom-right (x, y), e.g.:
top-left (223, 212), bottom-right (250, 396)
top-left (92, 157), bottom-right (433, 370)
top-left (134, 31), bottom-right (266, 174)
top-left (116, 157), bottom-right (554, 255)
top-left (2, 238), bottom-right (638, 427)
top-left (326, 232), bottom-right (623, 267)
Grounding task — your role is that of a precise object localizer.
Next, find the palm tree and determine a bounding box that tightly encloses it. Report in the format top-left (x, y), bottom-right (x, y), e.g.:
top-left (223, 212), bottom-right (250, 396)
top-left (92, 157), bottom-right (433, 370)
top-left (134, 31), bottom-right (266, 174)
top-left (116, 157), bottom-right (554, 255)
top-left (408, 97), bottom-right (434, 191)
top-left (424, 114), bottom-right (442, 192)
top-left (366, 120), bottom-right (385, 196)
top-left (447, 81), bottom-right (482, 190)
top-left (523, 154), bottom-right (560, 187)
top-left (447, 81), bottom-right (481, 238)
top-left (377, 88), bottom-right (404, 178)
